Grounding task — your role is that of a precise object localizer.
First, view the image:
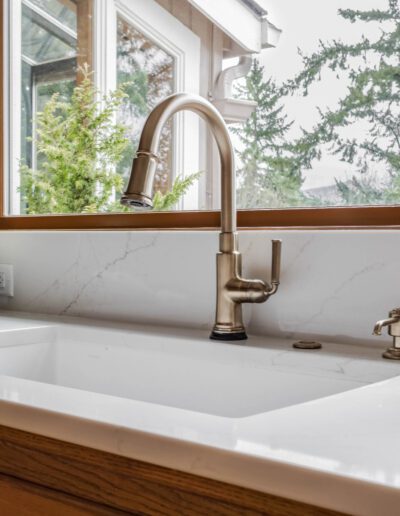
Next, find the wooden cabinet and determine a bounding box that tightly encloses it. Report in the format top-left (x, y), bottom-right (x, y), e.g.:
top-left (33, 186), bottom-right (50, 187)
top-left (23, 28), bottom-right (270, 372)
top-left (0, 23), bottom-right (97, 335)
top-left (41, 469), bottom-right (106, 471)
top-left (0, 474), bottom-right (122, 515)
top-left (0, 425), bottom-right (343, 515)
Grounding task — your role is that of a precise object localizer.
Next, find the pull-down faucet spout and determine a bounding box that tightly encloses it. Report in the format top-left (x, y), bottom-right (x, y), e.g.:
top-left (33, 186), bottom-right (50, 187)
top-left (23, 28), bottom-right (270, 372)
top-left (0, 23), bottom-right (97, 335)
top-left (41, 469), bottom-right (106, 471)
top-left (121, 93), bottom-right (281, 340)
top-left (122, 93), bottom-right (236, 233)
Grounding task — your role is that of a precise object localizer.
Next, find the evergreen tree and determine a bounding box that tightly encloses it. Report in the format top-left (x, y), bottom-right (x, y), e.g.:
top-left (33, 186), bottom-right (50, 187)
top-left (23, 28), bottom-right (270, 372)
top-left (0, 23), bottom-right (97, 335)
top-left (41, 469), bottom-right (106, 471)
top-left (288, 0), bottom-right (400, 205)
top-left (19, 70), bottom-right (128, 214)
top-left (234, 60), bottom-right (305, 208)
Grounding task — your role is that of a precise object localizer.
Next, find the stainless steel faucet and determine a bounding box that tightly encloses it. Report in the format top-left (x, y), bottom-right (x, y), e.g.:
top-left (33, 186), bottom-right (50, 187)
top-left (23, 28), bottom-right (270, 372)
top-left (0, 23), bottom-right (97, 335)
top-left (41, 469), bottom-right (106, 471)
top-left (373, 308), bottom-right (400, 359)
top-left (121, 93), bottom-right (281, 341)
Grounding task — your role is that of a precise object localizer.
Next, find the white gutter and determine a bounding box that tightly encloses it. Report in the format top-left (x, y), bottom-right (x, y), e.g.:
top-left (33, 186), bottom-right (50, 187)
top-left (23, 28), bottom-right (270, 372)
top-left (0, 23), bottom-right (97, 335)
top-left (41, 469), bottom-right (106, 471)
top-left (212, 56), bottom-right (257, 124)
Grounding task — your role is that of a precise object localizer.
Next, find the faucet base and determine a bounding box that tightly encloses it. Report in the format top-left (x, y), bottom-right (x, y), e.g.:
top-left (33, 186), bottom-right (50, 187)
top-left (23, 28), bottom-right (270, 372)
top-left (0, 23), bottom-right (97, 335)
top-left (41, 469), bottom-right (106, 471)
top-left (382, 347), bottom-right (400, 360)
top-left (210, 330), bottom-right (248, 341)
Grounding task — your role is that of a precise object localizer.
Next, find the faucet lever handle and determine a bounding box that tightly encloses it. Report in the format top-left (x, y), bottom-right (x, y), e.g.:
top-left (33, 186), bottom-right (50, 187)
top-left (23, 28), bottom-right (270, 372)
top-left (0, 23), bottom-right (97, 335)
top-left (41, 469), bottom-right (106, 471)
top-left (271, 239), bottom-right (282, 287)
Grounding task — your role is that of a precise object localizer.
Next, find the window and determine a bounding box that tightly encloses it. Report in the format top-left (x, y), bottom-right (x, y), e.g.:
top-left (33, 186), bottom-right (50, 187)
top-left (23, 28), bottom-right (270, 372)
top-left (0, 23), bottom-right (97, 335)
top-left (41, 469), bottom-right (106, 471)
top-left (8, 0), bottom-right (78, 214)
top-left (5, 0), bottom-right (200, 216)
top-left (1, 0), bottom-right (399, 228)
top-left (116, 16), bottom-right (174, 194)
top-left (232, 0), bottom-right (400, 213)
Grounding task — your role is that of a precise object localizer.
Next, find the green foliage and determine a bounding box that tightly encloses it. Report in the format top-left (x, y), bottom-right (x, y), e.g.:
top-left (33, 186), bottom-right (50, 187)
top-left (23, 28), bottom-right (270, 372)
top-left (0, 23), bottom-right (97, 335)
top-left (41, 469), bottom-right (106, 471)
top-left (104, 172), bottom-right (202, 213)
top-left (335, 175), bottom-right (387, 205)
top-left (118, 69), bottom-right (149, 118)
top-left (153, 172), bottom-right (202, 211)
top-left (234, 61), bottom-right (306, 208)
top-left (287, 0), bottom-right (400, 205)
top-left (19, 68), bottom-right (128, 214)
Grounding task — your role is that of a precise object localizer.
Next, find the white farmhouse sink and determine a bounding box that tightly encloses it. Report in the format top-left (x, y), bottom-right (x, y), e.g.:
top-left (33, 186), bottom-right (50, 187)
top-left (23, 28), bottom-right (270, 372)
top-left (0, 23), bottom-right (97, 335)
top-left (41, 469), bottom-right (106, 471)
top-left (0, 320), bottom-right (398, 418)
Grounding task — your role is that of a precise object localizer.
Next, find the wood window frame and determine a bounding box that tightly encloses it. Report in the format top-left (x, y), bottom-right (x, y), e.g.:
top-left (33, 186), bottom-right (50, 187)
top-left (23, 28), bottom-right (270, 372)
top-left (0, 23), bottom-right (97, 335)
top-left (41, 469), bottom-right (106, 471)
top-left (1, 0), bottom-right (399, 231)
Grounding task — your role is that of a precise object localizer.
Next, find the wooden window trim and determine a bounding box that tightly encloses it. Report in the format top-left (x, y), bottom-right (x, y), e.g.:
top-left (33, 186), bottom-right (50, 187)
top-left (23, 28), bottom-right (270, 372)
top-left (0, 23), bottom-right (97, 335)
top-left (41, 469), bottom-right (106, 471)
top-left (76, 0), bottom-right (93, 82)
top-left (1, 0), bottom-right (399, 231)
top-left (0, 207), bottom-right (399, 231)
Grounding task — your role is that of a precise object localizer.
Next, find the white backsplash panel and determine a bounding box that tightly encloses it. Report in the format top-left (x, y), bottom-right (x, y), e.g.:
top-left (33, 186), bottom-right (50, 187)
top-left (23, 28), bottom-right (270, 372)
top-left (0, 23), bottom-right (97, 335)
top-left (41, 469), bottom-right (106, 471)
top-left (0, 230), bottom-right (398, 345)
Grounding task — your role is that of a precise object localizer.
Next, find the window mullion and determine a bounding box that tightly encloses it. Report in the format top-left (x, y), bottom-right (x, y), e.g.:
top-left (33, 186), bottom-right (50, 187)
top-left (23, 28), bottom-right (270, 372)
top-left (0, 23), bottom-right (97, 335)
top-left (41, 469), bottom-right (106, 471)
top-left (6, 0), bottom-right (22, 215)
top-left (93, 0), bottom-right (116, 99)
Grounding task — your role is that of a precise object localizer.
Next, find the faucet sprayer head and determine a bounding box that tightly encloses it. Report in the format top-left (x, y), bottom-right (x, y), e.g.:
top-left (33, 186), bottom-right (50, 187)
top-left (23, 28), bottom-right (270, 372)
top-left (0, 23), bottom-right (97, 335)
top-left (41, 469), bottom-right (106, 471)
top-left (121, 151), bottom-right (159, 210)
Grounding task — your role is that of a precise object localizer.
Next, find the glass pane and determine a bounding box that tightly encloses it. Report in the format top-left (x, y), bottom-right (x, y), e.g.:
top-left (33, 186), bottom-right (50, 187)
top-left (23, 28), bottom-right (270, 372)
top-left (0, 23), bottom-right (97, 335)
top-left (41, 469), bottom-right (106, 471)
top-left (116, 16), bottom-right (175, 195)
top-left (18, 0), bottom-right (79, 215)
top-left (10, 0), bottom-right (396, 218)
top-left (28, 0), bottom-right (77, 30)
top-left (21, 3), bottom-right (76, 63)
top-left (233, 0), bottom-right (398, 209)
top-left (10, 1), bottom-right (181, 216)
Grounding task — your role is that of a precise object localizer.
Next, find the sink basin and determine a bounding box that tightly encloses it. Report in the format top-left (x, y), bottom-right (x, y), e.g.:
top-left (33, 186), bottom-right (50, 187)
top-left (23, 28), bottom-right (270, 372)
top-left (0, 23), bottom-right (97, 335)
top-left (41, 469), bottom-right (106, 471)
top-left (0, 322), bottom-right (398, 418)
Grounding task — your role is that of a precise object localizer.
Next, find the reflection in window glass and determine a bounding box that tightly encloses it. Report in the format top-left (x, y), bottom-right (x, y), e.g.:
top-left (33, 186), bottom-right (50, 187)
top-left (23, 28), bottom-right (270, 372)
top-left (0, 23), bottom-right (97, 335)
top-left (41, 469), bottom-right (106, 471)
top-left (20, 0), bottom-right (77, 212)
top-left (116, 17), bottom-right (174, 194)
top-left (28, 0), bottom-right (77, 30)
top-left (21, 2), bottom-right (76, 63)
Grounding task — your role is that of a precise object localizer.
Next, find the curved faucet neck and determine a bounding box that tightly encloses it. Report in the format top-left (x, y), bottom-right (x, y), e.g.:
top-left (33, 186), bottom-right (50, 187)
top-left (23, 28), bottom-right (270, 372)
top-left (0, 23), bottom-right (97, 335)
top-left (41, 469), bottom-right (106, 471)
top-left (122, 94), bottom-right (283, 341)
top-left (137, 93), bottom-right (237, 238)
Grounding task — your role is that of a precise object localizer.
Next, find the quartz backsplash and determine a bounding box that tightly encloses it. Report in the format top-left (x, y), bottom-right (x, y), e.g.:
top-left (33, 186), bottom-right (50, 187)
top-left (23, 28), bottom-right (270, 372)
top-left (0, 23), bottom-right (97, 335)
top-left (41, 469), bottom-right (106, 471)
top-left (0, 230), bottom-right (397, 346)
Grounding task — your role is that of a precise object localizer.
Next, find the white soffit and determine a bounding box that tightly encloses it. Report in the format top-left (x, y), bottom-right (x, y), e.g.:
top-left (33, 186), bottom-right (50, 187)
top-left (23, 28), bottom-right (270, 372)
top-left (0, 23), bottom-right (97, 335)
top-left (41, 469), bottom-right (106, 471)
top-left (187, 0), bottom-right (263, 53)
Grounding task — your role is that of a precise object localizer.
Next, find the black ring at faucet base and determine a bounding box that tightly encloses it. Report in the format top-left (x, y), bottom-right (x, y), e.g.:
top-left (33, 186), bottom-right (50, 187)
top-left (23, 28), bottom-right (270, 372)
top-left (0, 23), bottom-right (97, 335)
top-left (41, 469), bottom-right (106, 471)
top-left (209, 330), bottom-right (248, 341)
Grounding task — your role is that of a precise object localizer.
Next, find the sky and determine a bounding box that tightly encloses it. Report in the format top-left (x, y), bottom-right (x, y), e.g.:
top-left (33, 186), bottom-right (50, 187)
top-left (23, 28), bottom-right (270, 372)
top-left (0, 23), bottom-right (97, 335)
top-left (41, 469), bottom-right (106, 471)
top-left (258, 0), bottom-right (390, 191)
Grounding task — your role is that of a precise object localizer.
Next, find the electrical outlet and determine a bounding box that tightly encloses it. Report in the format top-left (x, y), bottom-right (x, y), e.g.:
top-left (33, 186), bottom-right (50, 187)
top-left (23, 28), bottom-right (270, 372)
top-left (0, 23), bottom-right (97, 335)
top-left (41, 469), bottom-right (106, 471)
top-left (0, 265), bottom-right (14, 297)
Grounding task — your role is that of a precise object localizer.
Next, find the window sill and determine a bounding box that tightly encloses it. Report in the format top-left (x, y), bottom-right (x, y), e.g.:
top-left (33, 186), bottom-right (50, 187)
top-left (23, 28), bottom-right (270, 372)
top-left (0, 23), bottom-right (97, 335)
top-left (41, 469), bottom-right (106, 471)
top-left (0, 206), bottom-right (399, 231)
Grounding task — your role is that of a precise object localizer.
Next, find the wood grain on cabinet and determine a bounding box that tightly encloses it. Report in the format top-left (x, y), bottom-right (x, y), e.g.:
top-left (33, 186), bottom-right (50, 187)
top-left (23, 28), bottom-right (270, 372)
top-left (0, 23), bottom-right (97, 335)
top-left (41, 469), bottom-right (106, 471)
top-left (0, 425), bottom-right (345, 515)
top-left (0, 472), bottom-right (126, 515)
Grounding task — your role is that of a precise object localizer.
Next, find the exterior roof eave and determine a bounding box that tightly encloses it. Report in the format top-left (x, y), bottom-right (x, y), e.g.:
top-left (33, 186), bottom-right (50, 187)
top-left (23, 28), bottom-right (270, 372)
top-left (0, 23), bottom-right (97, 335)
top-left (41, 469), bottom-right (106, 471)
top-left (186, 0), bottom-right (280, 54)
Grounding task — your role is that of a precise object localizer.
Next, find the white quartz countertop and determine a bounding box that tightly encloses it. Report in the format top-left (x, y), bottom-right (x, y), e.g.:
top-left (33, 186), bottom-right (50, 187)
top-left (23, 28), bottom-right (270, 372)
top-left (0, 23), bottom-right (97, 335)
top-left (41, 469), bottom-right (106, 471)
top-left (0, 312), bottom-right (399, 515)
